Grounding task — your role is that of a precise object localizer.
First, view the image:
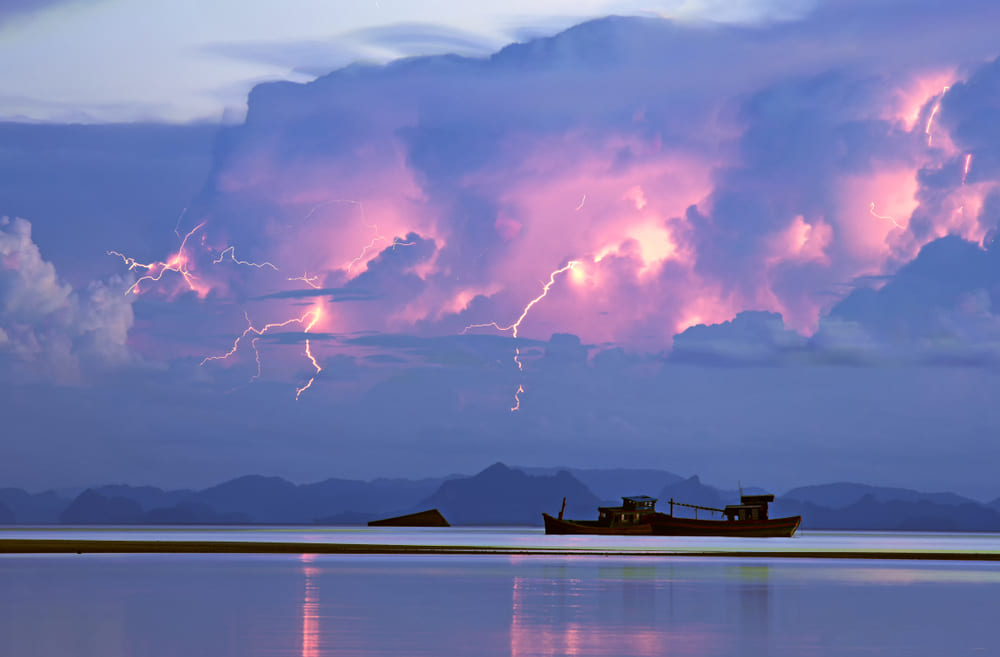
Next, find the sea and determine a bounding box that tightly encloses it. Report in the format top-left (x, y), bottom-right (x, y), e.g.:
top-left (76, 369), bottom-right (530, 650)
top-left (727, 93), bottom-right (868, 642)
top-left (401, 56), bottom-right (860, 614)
top-left (2, 527), bottom-right (998, 656)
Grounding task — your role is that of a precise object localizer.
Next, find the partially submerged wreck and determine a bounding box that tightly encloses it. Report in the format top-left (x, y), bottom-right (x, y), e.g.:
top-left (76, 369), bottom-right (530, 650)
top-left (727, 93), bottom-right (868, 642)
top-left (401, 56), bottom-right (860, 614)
top-left (368, 509), bottom-right (450, 527)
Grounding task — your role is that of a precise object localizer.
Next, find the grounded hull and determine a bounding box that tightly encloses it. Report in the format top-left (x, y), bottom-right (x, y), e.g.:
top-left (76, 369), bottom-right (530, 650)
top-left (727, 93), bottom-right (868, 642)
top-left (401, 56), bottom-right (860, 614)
top-left (649, 513), bottom-right (801, 537)
top-left (542, 513), bottom-right (653, 535)
top-left (368, 508), bottom-right (450, 527)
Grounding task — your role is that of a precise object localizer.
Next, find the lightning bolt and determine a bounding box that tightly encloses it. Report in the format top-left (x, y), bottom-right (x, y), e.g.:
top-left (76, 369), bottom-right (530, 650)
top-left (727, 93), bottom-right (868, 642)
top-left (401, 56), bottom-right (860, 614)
top-left (510, 385), bottom-right (525, 412)
top-left (869, 202), bottom-right (905, 229)
top-left (108, 221), bottom-right (207, 296)
top-left (299, 200), bottom-right (415, 274)
top-left (575, 195), bottom-right (587, 211)
top-left (201, 306), bottom-right (324, 399)
top-left (288, 273), bottom-right (322, 289)
top-left (213, 246), bottom-right (278, 271)
top-left (925, 86), bottom-right (949, 147)
top-left (463, 261), bottom-right (579, 410)
top-left (295, 310), bottom-right (323, 400)
top-left (346, 224), bottom-right (415, 273)
top-left (299, 199), bottom-right (363, 224)
top-left (173, 208), bottom-right (188, 239)
top-left (962, 153), bottom-right (973, 185)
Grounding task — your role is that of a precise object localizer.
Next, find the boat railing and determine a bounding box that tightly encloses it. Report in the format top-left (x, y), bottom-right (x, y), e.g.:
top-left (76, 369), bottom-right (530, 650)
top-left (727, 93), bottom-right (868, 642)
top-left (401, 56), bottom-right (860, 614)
top-left (668, 498), bottom-right (725, 518)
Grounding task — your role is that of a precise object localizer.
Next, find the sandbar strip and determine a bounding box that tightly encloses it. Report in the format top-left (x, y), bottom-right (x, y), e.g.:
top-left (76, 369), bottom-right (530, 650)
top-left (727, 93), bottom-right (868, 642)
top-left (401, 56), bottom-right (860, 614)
top-left (1, 539), bottom-right (999, 561)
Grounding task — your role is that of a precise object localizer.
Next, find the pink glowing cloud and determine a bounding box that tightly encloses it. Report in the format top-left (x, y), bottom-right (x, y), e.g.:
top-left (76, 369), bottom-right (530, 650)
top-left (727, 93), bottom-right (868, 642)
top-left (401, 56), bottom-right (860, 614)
top-left (104, 16), bottom-right (1000, 398)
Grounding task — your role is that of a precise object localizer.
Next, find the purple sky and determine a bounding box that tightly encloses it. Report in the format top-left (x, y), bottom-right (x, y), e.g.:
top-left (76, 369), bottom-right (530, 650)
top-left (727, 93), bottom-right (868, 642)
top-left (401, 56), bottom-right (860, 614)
top-left (3, 0), bottom-right (1000, 498)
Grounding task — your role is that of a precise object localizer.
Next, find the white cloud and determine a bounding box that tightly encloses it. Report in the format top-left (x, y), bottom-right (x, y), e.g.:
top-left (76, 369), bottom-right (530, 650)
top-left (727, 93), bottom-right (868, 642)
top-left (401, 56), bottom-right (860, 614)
top-left (0, 216), bottom-right (136, 381)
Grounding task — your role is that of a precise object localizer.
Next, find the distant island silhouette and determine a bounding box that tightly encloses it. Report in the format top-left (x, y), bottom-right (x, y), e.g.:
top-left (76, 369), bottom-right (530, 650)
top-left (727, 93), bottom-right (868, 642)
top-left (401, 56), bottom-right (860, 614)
top-left (2, 463), bottom-right (999, 531)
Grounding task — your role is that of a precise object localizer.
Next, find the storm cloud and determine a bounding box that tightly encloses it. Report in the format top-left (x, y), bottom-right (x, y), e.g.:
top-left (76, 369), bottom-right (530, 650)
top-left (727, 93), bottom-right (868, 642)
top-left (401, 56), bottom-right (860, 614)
top-left (4, 1), bottom-right (1000, 495)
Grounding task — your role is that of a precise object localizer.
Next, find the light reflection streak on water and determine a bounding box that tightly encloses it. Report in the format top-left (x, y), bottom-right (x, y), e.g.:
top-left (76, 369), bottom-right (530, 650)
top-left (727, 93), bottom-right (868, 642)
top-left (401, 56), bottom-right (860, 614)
top-left (301, 554), bottom-right (319, 657)
top-left (508, 557), bottom-right (712, 656)
top-left (511, 573), bottom-right (589, 657)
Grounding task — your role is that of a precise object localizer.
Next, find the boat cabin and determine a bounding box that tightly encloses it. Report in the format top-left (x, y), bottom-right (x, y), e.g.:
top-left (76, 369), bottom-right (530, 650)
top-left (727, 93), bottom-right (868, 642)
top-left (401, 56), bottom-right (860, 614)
top-left (598, 495), bottom-right (657, 526)
top-left (724, 494), bottom-right (774, 522)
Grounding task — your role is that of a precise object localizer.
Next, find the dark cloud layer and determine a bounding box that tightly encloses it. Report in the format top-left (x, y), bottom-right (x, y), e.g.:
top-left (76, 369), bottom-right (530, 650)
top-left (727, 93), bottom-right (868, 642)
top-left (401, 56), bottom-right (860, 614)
top-left (0, 121), bottom-right (216, 284)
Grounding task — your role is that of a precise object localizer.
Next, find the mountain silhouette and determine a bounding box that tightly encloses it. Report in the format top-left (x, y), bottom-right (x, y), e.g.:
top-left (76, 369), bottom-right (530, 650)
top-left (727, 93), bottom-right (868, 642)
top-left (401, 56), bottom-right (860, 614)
top-left (93, 484), bottom-right (194, 511)
top-left (783, 482), bottom-right (978, 509)
top-left (415, 462), bottom-right (599, 525)
top-left (0, 488), bottom-right (70, 523)
top-left (772, 494), bottom-right (1000, 531)
top-left (60, 489), bottom-right (143, 524)
top-left (192, 474), bottom-right (451, 523)
top-left (518, 466), bottom-right (683, 502)
top-left (2, 466), bottom-right (997, 530)
top-left (658, 475), bottom-right (731, 514)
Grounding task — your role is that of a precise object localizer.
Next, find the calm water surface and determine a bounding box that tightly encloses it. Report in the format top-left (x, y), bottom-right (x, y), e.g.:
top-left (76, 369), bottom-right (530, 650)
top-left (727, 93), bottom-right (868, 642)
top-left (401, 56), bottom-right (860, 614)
top-left (2, 529), bottom-right (998, 656)
top-left (5, 525), bottom-right (1000, 555)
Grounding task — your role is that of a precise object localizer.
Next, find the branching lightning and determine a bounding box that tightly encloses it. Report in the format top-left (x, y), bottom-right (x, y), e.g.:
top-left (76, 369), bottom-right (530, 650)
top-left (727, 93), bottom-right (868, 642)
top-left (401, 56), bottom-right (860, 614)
top-left (201, 306), bottom-right (324, 399)
top-left (346, 224), bottom-right (415, 273)
top-left (300, 200), bottom-right (415, 274)
top-left (295, 310), bottom-right (323, 400)
top-left (288, 273), bottom-right (322, 289)
top-left (963, 153), bottom-right (973, 185)
top-left (108, 221), bottom-right (207, 296)
top-left (869, 202), bottom-right (904, 229)
top-left (213, 246), bottom-right (278, 271)
top-left (463, 261), bottom-right (579, 411)
top-left (111, 206), bottom-right (334, 399)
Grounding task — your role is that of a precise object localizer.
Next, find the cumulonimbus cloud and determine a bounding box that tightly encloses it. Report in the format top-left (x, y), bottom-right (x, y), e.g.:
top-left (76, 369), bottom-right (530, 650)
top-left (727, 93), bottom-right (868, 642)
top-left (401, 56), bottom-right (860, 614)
top-left (69, 3), bottom-right (999, 395)
top-left (0, 216), bottom-right (135, 382)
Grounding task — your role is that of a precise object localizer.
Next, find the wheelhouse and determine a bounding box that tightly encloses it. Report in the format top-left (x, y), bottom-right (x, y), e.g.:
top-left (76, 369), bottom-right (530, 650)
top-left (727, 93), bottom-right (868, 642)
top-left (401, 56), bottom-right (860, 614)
top-left (724, 494), bottom-right (774, 522)
top-left (598, 495), bottom-right (658, 526)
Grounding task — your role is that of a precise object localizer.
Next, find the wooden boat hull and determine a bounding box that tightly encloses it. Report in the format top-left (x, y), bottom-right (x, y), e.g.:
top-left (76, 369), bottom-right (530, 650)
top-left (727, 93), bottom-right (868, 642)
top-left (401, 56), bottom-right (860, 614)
top-left (543, 513), bottom-right (801, 537)
top-left (649, 513), bottom-right (801, 537)
top-left (542, 513), bottom-right (653, 535)
top-left (368, 508), bottom-right (450, 527)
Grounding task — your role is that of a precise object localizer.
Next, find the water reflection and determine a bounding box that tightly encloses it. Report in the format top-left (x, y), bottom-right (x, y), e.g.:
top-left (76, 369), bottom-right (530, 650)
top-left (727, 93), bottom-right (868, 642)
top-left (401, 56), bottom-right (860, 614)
top-left (0, 554), bottom-right (997, 656)
top-left (509, 560), bottom-right (714, 656)
top-left (734, 564), bottom-right (770, 655)
top-left (302, 554), bottom-right (320, 657)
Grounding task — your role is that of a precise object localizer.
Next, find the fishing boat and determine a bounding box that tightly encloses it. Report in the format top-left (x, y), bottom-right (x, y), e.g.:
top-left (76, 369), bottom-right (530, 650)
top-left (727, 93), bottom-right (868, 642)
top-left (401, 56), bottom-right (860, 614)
top-left (542, 495), bottom-right (656, 535)
top-left (542, 495), bottom-right (656, 534)
top-left (651, 495), bottom-right (801, 537)
top-left (543, 494), bottom-right (801, 537)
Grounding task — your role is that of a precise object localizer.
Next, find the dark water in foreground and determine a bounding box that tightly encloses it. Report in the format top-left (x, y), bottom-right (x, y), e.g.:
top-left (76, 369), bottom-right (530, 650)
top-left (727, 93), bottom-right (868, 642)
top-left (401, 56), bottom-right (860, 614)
top-left (1, 530), bottom-right (998, 656)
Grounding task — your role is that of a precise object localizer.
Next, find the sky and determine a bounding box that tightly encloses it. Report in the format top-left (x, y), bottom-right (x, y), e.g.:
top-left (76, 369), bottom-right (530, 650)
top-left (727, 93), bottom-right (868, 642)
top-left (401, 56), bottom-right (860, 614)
top-left (2, 0), bottom-right (1000, 498)
top-left (0, 0), bottom-right (807, 123)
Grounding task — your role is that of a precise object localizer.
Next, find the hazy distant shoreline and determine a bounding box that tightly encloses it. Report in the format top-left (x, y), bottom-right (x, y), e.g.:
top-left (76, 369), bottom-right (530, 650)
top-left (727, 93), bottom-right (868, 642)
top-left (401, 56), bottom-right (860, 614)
top-left (7, 464), bottom-right (1000, 532)
top-left (2, 538), bottom-right (999, 561)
